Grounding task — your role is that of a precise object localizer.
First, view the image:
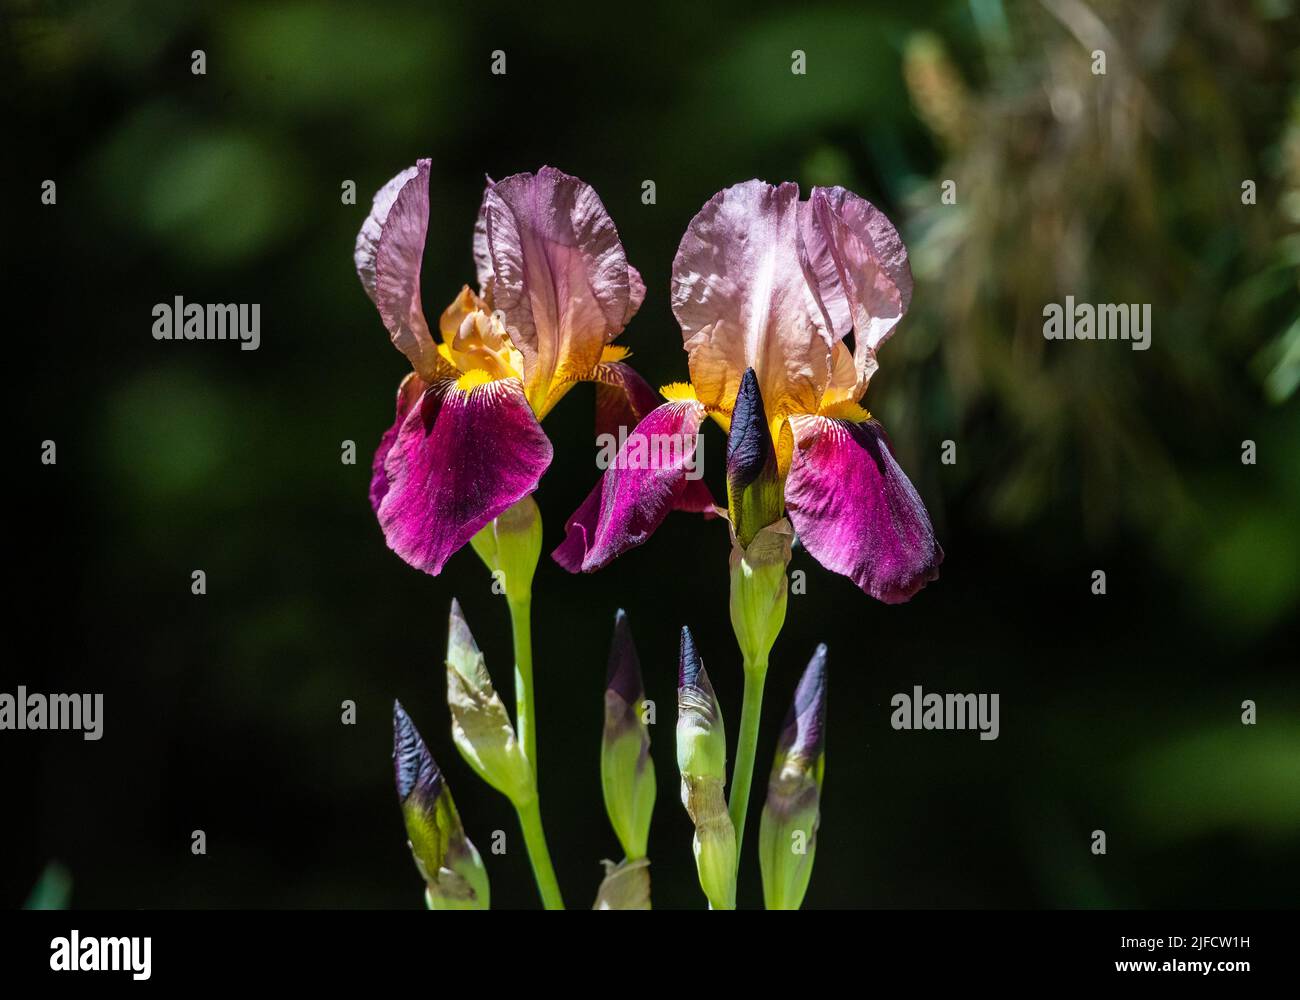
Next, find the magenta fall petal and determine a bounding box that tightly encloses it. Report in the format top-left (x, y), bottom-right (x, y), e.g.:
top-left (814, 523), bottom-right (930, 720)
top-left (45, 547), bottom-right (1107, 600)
top-left (784, 416), bottom-right (942, 603)
top-left (553, 399), bottom-right (711, 572)
top-left (375, 376), bottom-right (553, 576)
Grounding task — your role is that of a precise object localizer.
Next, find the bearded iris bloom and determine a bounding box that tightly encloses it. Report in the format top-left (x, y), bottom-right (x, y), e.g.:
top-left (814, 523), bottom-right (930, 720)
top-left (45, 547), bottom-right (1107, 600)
top-left (555, 180), bottom-right (941, 880)
top-left (361, 163), bottom-right (657, 909)
top-left (554, 179), bottom-right (942, 604)
top-left (358, 161), bottom-right (661, 575)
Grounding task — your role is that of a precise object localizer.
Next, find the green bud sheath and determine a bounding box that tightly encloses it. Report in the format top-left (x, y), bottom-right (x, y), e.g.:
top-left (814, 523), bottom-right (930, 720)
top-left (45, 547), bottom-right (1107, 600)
top-left (592, 857), bottom-right (652, 910)
top-left (445, 599), bottom-right (534, 805)
top-left (676, 627), bottom-right (737, 910)
top-left (729, 518), bottom-right (793, 669)
top-left (393, 701), bottom-right (490, 910)
top-left (726, 368), bottom-right (784, 549)
top-left (601, 609), bottom-right (656, 861)
top-left (759, 645), bottom-right (828, 910)
top-left (470, 494), bottom-right (542, 602)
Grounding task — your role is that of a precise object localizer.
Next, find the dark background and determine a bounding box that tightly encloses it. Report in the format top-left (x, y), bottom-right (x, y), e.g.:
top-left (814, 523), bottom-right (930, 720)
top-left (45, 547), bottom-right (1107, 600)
top-left (5, 0), bottom-right (1298, 909)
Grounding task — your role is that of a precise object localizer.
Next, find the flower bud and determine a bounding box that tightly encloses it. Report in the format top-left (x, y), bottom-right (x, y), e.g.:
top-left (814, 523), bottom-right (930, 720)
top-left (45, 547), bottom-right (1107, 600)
top-left (601, 610), bottom-right (656, 861)
top-left (758, 645), bottom-right (827, 910)
top-left (729, 517), bottom-right (793, 670)
top-left (592, 857), bottom-right (652, 910)
top-left (470, 494), bottom-right (542, 603)
top-left (676, 626), bottom-right (737, 910)
top-left (445, 599), bottom-right (534, 805)
top-left (392, 701), bottom-right (490, 910)
top-left (726, 368), bottom-right (784, 548)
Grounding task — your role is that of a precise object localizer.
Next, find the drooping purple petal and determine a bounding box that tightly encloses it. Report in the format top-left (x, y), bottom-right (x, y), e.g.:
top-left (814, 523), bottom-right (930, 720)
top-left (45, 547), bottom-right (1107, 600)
top-left (355, 159), bottom-right (440, 379)
top-left (552, 399), bottom-right (711, 572)
top-left (671, 180), bottom-right (834, 422)
top-left (479, 167), bottom-right (641, 415)
top-left (592, 361), bottom-right (661, 441)
top-left (370, 372), bottom-right (427, 513)
top-left (376, 376), bottom-right (553, 576)
top-left (804, 187), bottom-right (913, 397)
top-left (784, 414), bottom-right (941, 603)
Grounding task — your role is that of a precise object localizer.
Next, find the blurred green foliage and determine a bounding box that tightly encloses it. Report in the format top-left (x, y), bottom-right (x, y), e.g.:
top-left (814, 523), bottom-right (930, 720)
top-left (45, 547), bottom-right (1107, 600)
top-left (7, 0), bottom-right (1298, 909)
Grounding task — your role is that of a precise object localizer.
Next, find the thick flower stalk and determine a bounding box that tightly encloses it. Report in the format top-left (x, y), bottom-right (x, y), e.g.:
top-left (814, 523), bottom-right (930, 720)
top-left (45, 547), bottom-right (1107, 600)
top-left (392, 701), bottom-right (490, 910)
top-left (759, 645), bottom-right (828, 910)
top-left (444, 599), bottom-right (563, 909)
top-left (676, 627), bottom-right (737, 910)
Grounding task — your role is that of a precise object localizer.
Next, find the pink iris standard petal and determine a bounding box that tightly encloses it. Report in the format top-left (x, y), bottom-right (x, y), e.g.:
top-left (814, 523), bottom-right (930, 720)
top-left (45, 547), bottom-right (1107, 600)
top-left (784, 414), bottom-right (941, 603)
top-left (553, 399), bottom-right (711, 572)
top-left (479, 167), bottom-right (641, 412)
top-left (671, 180), bottom-right (834, 420)
top-left (623, 265), bottom-right (646, 326)
top-left (370, 372), bottom-right (427, 513)
top-left (472, 175), bottom-right (496, 302)
top-left (376, 376), bottom-right (553, 576)
top-left (355, 159), bottom-right (440, 379)
top-left (805, 187), bottom-right (913, 396)
top-left (798, 198), bottom-right (853, 340)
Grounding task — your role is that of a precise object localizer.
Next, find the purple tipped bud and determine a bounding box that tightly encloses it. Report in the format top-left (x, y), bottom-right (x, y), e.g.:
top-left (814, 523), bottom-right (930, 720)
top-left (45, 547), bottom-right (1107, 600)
top-left (759, 646), bottom-right (829, 910)
top-left (727, 368), bottom-right (777, 489)
top-left (602, 609), bottom-right (656, 860)
top-left (678, 625), bottom-right (710, 694)
top-left (727, 369), bottom-right (773, 484)
top-left (777, 643), bottom-right (828, 761)
top-left (393, 700), bottom-right (443, 808)
top-left (676, 627), bottom-right (735, 909)
top-left (392, 701), bottom-right (489, 909)
top-left (726, 368), bottom-right (783, 548)
top-left (606, 609), bottom-right (644, 706)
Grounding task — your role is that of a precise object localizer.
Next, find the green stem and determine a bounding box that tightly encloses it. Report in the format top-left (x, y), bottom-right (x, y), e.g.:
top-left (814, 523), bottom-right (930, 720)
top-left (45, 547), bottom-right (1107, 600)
top-left (727, 658), bottom-right (768, 858)
top-left (515, 794), bottom-right (564, 910)
top-left (506, 595), bottom-right (564, 909)
top-left (508, 596), bottom-right (537, 768)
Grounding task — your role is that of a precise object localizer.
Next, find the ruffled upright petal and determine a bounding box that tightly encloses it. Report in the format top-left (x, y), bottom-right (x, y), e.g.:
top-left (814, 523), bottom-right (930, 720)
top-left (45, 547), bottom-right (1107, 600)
top-left (671, 180), bottom-right (835, 425)
top-left (553, 398), bottom-right (711, 572)
top-left (479, 167), bottom-right (642, 417)
top-left (784, 413), bottom-right (941, 603)
top-left (355, 159), bottom-right (441, 380)
top-left (804, 187), bottom-right (913, 399)
top-left (376, 376), bottom-right (553, 575)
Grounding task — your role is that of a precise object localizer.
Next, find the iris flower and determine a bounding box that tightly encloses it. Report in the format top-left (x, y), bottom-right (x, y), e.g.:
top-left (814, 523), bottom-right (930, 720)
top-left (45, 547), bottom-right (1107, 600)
top-left (554, 180), bottom-right (942, 603)
top-left (358, 161), bottom-right (663, 575)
